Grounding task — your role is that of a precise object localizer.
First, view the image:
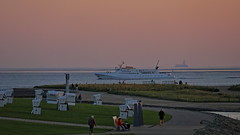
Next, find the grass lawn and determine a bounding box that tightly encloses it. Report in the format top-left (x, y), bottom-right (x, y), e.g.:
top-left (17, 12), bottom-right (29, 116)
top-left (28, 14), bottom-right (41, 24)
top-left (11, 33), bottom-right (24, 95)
top-left (0, 98), bottom-right (171, 126)
top-left (0, 119), bottom-right (109, 135)
top-left (36, 84), bottom-right (240, 102)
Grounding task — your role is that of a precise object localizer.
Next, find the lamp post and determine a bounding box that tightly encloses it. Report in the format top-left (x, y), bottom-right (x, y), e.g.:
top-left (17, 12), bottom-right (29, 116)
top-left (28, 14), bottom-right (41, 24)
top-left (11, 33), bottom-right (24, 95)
top-left (65, 73), bottom-right (70, 92)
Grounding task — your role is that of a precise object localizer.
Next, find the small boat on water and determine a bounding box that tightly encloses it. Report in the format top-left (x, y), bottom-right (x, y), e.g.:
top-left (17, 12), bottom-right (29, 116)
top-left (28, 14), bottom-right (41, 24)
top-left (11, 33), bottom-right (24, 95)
top-left (95, 61), bottom-right (174, 80)
top-left (175, 60), bottom-right (188, 67)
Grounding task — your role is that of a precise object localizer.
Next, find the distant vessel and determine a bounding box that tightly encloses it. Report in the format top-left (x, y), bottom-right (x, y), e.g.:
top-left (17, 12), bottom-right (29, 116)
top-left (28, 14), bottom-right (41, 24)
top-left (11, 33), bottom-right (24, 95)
top-left (95, 61), bottom-right (174, 80)
top-left (175, 60), bottom-right (188, 67)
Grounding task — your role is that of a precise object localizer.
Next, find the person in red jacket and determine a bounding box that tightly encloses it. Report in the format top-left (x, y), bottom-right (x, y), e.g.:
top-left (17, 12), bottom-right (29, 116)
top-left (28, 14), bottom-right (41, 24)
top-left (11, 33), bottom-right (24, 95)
top-left (117, 118), bottom-right (126, 131)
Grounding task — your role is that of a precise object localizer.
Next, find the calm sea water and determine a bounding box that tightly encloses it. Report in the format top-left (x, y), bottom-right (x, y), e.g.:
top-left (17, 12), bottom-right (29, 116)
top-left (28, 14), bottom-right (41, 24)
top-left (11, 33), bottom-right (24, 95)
top-left (0, 68), bottom-right (240, 89)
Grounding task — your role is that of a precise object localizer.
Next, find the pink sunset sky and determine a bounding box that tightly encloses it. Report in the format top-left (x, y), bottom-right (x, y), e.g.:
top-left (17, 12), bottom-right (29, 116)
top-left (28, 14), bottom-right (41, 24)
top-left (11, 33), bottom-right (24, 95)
top-left (0, 0), bottom-right (240, 68)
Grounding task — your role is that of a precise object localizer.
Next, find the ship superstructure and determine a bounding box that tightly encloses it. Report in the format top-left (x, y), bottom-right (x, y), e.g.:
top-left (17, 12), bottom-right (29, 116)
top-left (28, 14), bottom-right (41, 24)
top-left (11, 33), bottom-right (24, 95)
top-left (95, 61), bottom-right (174, 80)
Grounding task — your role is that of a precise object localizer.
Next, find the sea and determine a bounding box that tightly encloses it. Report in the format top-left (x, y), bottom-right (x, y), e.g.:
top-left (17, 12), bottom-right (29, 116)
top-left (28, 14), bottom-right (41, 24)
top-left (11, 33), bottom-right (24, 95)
top-left (0, 67), bottom-right (240, 89)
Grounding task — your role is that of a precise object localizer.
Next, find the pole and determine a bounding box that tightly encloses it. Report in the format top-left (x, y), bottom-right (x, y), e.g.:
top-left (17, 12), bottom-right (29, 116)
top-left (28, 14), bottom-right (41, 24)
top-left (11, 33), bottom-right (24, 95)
top-left (65, 73), bottom-right (70, 92)
top-left (133, 103), bottom-right (139, 126)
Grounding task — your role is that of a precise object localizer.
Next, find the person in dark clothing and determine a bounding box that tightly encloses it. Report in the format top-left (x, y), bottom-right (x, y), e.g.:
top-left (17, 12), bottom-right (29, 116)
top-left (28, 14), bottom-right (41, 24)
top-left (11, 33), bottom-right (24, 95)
top-left (75, 83), bottom-right (78, 90)
top-left (71, 83), bottom-right (74, 89)
top-left (78, 94), bottom-right (82, 103)
top-left (88, 115), bottom-right (96, 135)
top-left (159, 109), bottom-right (165, 126)
top-left (179, 80), bottom-right (183, 85)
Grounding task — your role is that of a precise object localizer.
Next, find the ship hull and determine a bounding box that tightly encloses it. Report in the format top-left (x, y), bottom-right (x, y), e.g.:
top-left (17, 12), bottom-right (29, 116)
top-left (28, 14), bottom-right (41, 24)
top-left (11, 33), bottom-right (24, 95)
top-left (95, 72), bottom-right (174, 80)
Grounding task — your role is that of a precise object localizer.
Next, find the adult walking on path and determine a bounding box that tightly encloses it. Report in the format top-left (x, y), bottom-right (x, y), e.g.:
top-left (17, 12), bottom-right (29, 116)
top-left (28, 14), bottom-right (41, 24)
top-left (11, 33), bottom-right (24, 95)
top-left (75, 83), bottom-right (79, 90)
top-left (159, 109), bottom-right (165, 126)
top-left (88, 115), bottom-right (96, 135)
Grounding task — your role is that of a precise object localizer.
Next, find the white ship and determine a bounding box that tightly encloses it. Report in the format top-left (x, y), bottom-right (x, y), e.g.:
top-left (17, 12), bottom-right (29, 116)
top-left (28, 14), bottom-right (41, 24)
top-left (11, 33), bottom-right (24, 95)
top-left (95, 61), bottom-right (174, 80)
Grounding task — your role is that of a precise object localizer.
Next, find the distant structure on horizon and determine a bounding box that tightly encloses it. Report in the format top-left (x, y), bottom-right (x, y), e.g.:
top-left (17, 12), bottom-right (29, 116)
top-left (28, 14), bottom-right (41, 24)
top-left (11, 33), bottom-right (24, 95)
top-left (175, 60), bottom-right (189, 67)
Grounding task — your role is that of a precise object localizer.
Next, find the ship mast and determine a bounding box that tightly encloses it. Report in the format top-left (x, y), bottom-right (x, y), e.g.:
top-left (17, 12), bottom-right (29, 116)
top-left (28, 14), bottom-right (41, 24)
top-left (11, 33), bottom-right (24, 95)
top-left (118, 61), bottom-right (124, 69)
top-left (155, 60), bottom-right (159, 70)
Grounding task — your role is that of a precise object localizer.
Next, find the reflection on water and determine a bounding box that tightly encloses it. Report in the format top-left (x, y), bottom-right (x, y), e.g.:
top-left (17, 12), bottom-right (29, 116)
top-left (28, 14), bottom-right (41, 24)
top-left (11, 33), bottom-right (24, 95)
top-left (209, 112), bottom-right (240, 120)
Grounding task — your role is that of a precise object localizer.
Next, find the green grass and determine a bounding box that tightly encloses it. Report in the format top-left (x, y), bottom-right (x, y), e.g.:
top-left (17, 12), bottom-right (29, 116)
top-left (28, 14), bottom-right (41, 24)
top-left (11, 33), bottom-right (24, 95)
top-left (0, 119), bottom-right (109, 135)
top-left (0, 98), bottom-right (170, 126)
top-left (35, 84), bottom-right (240, 102)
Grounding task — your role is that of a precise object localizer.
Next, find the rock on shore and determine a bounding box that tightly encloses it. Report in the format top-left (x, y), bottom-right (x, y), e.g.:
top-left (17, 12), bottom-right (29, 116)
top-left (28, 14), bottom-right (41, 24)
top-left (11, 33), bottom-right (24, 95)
top-left (194, 114), bottom-right (240, 135)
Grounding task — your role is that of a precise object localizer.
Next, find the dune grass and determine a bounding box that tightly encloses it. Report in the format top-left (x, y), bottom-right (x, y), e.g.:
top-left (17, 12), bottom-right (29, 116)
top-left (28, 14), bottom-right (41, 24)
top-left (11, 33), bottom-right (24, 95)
top-left (228, 84), bottom-right (240, 91)
top-left (109, 89), bottom-right (240, 102)
top-left (0, 98), bottom-right (170, 126)
top-left (35, 84), bottom-right (219, 92)
top-left (35, 84), bottom-right (240, 102)
top-left (0, 119), bottom-right (109, 135)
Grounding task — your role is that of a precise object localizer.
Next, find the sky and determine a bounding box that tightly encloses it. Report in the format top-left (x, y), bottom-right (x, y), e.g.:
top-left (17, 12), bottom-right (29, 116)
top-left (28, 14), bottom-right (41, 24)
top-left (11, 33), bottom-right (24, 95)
top-left (0, 0), bottom-right (240, 68)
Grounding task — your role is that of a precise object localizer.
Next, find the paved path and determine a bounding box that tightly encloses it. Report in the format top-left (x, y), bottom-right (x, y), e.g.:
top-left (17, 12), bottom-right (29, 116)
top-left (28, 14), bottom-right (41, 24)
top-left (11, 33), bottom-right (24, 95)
top-left (80, 90), bottom-right (240, 111)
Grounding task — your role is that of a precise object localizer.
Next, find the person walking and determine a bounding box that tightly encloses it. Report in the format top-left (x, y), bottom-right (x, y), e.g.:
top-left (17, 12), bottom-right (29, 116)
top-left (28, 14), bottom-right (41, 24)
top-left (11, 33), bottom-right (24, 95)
top-left (71, 83), bottom-right (74, 90)
top-left (159, 109), bottom-right (165, 126)
top-left (78, 93), bottom-right (82, 103)
top-left (88, 115), bottom-right (96, 135)
top-left (75, 83), bottom-right (78, 90)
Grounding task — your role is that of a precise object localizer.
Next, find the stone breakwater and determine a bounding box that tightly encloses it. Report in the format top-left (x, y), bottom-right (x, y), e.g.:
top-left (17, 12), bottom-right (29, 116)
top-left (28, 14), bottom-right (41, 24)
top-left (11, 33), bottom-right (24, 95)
top-left (194, 114), bottom-right (240, 135)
